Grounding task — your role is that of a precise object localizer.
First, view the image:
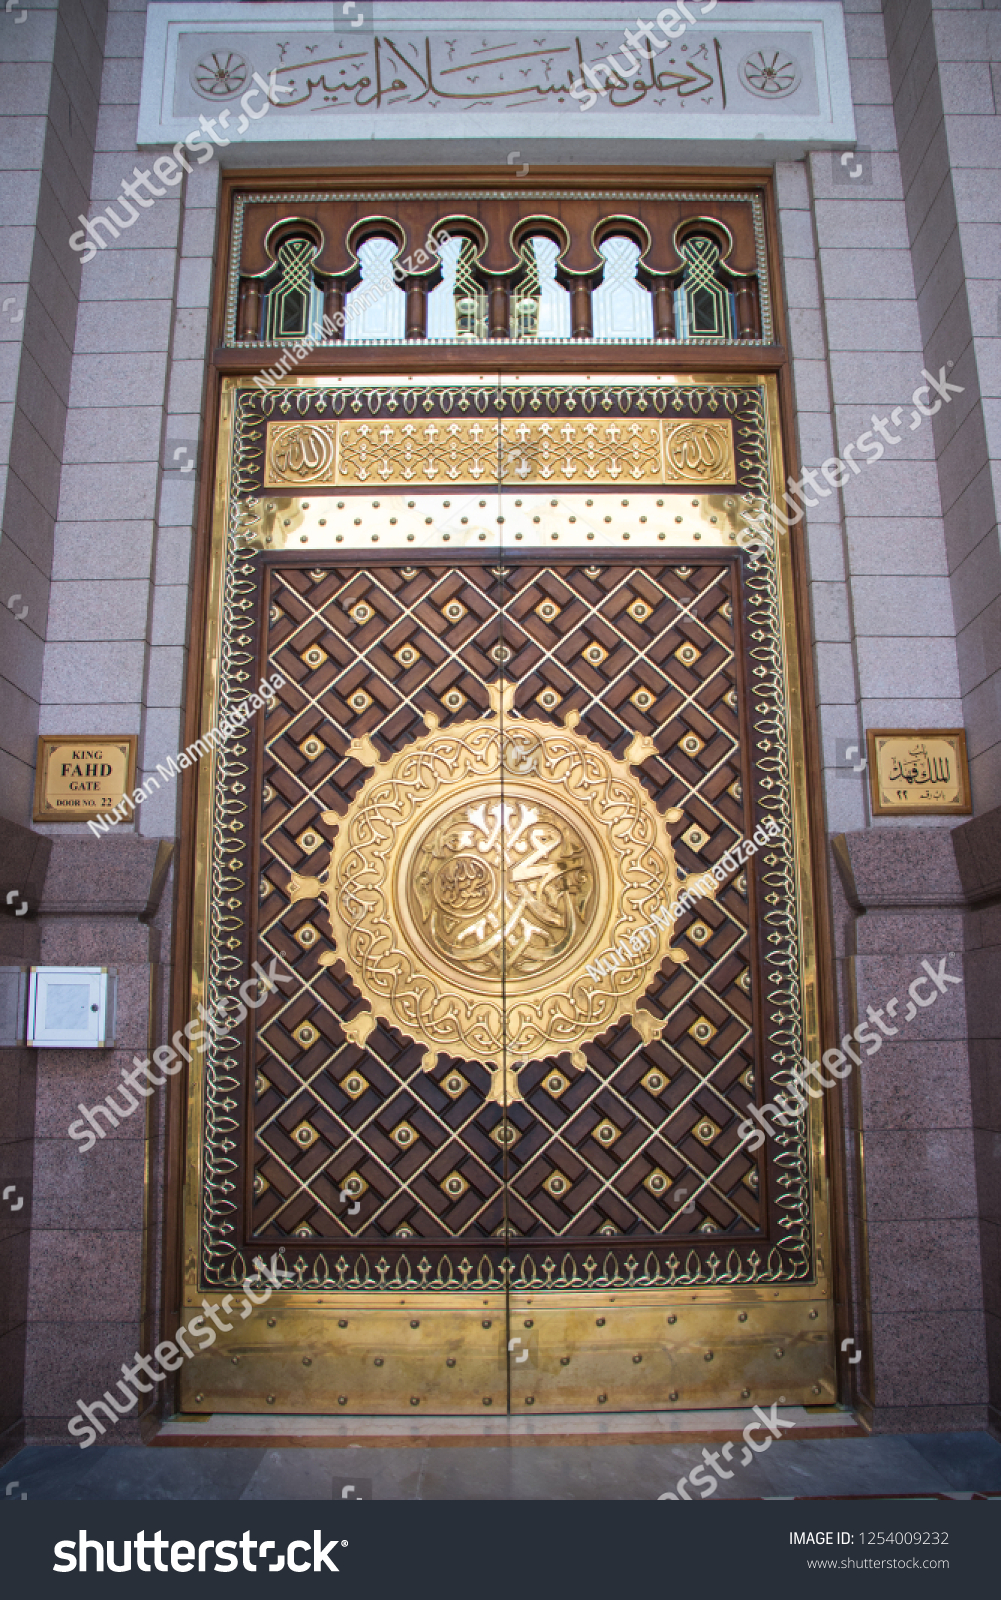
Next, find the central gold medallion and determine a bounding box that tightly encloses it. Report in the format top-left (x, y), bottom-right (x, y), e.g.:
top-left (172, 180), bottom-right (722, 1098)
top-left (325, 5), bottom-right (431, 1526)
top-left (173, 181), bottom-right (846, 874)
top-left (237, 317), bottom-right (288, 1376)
top-left (288, 684), bottom-right (693, 1103)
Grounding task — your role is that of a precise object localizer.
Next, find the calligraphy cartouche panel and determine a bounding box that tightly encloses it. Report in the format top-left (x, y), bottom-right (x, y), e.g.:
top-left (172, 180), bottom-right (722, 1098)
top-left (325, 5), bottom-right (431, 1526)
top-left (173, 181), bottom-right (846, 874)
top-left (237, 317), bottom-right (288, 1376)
top-left (250, 559), bottom-right (767, 1271)
top-left (263, 417), bottom-right (736, 490)
top-left (175, 29), bottom-right (819, 120)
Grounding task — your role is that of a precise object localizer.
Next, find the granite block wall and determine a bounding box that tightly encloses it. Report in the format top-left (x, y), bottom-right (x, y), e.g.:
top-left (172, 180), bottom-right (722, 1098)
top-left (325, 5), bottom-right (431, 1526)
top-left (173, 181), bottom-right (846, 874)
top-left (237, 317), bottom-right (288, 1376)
top-left (0, 820), bottom-right (49, 1462)
top-left (778, 0), bottom-right (964, 839)
top-left (884, 0), bottom-right (1001, 811)
top-left (20, 835), bottom-right (170, 1445)
top-left (38, 0), bottom-right (216, 828)
top-left (952, 806), bottom-right (1001, 1435)
top-left (835, 828), bottom-right (987, 1430)
top-left (0, 0), bottom-right (108, 824)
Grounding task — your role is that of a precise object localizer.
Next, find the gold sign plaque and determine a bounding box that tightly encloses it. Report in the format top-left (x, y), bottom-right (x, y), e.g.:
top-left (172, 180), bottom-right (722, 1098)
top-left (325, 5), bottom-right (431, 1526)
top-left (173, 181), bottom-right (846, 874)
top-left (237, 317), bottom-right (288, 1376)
top-left (32, 735), bottom-right (137, 822)
top-left (867, 728), bottom-right (971, 816)
top-left (263, 417), bottom-right (735, 491)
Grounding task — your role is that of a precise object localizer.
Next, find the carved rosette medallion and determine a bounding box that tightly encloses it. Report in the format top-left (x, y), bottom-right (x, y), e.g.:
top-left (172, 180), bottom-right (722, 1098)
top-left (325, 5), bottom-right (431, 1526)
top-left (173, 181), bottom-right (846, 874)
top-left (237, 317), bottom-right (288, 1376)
top-left (288, 684), bottom-right (691, 1103)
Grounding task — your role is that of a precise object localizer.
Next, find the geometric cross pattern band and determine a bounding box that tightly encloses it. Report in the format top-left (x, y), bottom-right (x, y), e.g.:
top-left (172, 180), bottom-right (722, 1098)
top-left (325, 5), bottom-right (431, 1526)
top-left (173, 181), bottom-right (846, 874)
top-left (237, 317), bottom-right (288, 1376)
top-left (262, 416), bottom-right (736, 490)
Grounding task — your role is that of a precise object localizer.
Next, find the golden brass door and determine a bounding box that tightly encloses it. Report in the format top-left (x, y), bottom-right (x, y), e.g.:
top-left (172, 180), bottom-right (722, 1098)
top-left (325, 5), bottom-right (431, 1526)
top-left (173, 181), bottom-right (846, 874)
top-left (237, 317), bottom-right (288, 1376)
top-left (180, 373), bottom-right (834, 1415)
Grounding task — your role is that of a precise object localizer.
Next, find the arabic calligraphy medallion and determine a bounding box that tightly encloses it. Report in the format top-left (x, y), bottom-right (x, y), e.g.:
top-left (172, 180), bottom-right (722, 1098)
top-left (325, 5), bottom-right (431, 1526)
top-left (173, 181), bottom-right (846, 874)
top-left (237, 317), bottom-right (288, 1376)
top-left (287, 684), bottom-right (689, 1103)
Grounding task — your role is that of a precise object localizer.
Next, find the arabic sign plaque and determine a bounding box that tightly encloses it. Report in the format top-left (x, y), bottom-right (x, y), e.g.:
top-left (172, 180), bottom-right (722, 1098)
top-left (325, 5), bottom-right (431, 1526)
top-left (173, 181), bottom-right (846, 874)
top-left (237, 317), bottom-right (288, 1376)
top-left (139, 3), bottom-right (855, 158)
top-left (866, 729), bottom-right (972, 817)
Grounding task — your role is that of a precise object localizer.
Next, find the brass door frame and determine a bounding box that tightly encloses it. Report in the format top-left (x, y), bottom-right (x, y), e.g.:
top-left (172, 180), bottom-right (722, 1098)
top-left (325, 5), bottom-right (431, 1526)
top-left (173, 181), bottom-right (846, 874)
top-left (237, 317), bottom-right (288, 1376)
top-left (176, 370), bottom-right (835, 1417)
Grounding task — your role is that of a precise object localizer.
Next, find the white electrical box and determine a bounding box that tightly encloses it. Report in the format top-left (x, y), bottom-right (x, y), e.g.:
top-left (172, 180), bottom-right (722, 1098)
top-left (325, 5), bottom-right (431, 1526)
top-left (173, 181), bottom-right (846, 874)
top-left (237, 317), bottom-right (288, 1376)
top-left (26, 967), bottom-right (117, 1048)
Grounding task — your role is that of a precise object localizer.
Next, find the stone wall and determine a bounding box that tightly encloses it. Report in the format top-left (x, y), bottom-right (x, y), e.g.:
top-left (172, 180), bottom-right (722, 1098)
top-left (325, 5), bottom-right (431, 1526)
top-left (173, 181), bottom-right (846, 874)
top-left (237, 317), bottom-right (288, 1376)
top-left (0, 0), bottom-right (108, 822)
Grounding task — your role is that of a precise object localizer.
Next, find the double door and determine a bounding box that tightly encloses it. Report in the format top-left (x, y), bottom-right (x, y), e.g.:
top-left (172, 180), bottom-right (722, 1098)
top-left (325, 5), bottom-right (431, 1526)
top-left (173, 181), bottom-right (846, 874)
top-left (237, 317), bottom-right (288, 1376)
top-left (179, 372), bottom-right (834, 1415)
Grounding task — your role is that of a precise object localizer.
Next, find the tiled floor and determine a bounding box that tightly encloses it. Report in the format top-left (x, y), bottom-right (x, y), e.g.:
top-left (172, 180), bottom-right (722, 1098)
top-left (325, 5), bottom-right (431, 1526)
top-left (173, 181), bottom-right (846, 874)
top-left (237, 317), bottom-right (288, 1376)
top-left (3, 1428), bottom-right (1001, 1501)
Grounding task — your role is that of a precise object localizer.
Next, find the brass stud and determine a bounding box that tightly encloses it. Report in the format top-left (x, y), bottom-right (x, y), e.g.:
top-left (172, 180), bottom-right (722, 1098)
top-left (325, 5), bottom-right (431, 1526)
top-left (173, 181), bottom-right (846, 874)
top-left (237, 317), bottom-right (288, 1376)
top-left (669, 1391), bottom-right (678, 1402)
top-left (738, 1312), bottom-right (748, 1322)
top-left (812, 1384), bottom-right (822, 1395)
top-left (597, 1394), bottom-right (607, 1404)
top-left (231, 1356), bottom-right (239, 1365)
top-left (267, 1318), bottom-right (276, 1328)
top-left (446, 1358), bottom-right (456, 1368)
top-left (482, 1320), bottom-right (492, 1328)
top-left (809, 1309), bottom-right (819, 1319)
top-left (560, 1356), bottom-right (570, 1366)
top-left (338, 1320), bottom-right (348, 1329)
top-left (632, 1354), bottom-right (642, 1364)
top-left (774, 1348), bottom-right (784, 1358)
top-left (482, 1397), bottom-right (492, 1406)
top-left (410, 1397), bottom-right (420, 1406)
top-left (667, 1314), bottom-right (677, 1325)
top-left (596, 1317), bottom-right (605, 1327)
top-left (374, 1358), bottom-right (383, 1367)
top-left (704, 1350), bottom-right (714, 1362)
top-left (523, 1319), bottom-right (533, 1328)
top-left (742, 1388), bottom-right (751, 1399)
top-left (302, 1357), bottom-right (312, 1367)
top-left (338, 1396), bottom-right (347, 1405)
top-left (525, 1397), bottom-right (535, 1406)
top-left (267, 1395), bottom-right (275, 1405)
top-left (195, 1393), bottom-right (204, 1403)
top-left (410, 1320), bottom-right (420, 1328)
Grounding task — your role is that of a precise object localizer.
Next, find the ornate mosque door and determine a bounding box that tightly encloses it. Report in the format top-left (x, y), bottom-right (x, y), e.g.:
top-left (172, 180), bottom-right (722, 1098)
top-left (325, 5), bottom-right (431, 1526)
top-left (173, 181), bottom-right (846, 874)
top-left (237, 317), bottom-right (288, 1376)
top-left (179, 368), bottom-right (834, 1416)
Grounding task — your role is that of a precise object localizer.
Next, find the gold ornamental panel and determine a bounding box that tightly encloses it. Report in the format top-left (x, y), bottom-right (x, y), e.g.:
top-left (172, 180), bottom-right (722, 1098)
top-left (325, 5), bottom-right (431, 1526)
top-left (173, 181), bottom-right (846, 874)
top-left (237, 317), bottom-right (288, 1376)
top-left (287, 683), bottom-right (700, 1105)
top-left (262, 416), bottom-right (735, 490)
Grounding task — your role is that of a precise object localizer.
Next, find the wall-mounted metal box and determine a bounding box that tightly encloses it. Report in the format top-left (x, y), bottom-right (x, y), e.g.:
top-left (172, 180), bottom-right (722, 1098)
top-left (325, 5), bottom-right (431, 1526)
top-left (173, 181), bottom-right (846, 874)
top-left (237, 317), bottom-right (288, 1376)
top-left (27, 967), bottom-right (117, 1048)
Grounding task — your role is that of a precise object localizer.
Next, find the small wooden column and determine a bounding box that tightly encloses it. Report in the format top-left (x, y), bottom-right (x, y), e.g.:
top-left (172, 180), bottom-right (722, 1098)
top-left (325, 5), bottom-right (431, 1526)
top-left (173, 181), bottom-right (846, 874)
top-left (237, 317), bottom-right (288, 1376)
top-left (735, 280), bottom-right (761, 340)
top-left (652, 280), bottom-right (675, 341)
top-left (238, 278), bottom-right (261, 341)
top-left (405, 281), bottom-right (427, 340)
top-left (488, 282), bottom-right (510, 339)
top-left (571, 281), bottom-right (593, 340)
top-left (323, 282), bottom-right (345, 342)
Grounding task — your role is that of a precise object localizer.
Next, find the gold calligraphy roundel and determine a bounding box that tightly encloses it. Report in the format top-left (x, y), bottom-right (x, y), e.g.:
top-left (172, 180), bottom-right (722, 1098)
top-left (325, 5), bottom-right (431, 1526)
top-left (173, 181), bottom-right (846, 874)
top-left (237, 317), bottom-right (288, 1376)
top-left (288, 686), bottom-right (689, 1090)
top-left (401, 781), bottom-right (605, 993)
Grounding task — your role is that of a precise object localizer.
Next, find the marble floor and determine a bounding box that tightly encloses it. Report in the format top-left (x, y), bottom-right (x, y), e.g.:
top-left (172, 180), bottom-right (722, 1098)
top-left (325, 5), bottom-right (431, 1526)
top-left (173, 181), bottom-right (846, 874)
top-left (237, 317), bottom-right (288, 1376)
top-left (3, 1428), bottom-right (1001, 1501)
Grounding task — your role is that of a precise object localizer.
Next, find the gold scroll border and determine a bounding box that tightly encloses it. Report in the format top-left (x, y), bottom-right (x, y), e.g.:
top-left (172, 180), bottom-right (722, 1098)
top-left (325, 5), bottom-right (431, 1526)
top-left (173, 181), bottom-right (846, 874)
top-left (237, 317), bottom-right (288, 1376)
top-left (261, 416), bottom-right (736, 490)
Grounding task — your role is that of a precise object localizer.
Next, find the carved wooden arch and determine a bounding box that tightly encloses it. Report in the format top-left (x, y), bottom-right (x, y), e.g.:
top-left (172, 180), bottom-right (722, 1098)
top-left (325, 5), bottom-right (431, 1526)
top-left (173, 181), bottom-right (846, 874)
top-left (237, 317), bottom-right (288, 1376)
top-left (673, 216), bottom-right (753, 280)
top-left (235, 216), bottom-right (327, 341)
